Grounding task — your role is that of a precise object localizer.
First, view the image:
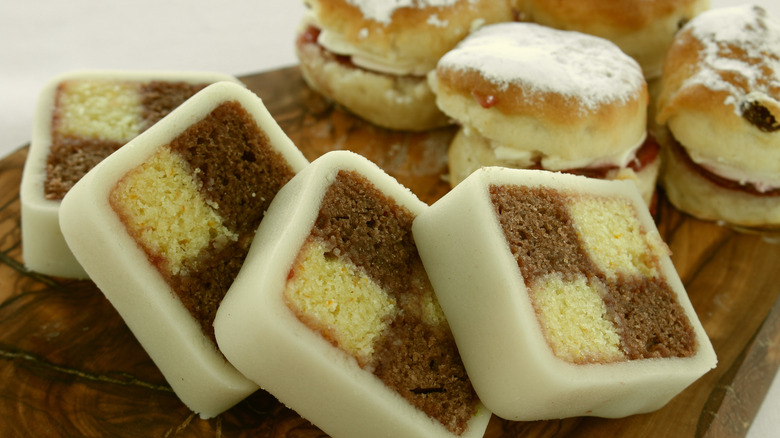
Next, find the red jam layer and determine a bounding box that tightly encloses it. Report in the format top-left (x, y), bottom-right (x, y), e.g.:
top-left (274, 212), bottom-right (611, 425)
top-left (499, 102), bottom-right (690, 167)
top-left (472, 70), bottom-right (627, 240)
top-left (526, 132), bottom-right (660, 179)
top-left (297, 25), bottom-right (425, 79)
top-left (669, 132), bottom-right (780, 197)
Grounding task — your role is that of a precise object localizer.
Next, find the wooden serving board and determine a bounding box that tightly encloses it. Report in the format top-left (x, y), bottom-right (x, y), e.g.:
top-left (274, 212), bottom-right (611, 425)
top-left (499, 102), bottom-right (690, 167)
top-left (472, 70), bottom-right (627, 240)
top-left (1, 66), bottom-right (779, 437)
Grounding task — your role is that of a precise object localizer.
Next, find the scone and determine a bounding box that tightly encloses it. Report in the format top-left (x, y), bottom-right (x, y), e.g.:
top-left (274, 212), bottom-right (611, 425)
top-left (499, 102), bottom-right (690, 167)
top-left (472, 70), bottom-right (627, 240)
top-left (656, 5), bottom-right (780, 229)
top-left (523, 0), bottom-right (710, 78)
top-left (296, 0), bottom-right (515, 131)
top-left (412, 167), bottom-right (717, 421)
top-left (59, 81), bottom-right (309, 418)
top-left (430, 22), bottom-right (660, 207)
top-left (215, 151), bottom-right (490, 438)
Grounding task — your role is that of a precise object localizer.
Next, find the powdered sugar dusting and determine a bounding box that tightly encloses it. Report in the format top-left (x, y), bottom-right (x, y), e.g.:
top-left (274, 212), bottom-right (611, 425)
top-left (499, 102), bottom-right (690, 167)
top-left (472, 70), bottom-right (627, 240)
top-left (437, 23), bottom-right (644, 111)
top-left (346, 0), bottom-right (465, 24)
top-left (683, 5), bottom-right (780, 116)
top-left (427, 13), bottom-right (449, 27)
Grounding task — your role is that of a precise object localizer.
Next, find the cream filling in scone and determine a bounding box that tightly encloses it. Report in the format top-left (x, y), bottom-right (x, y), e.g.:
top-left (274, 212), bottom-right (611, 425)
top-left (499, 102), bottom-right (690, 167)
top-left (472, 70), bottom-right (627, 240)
top-left (488, 131), bottom-right (649, 172)
top-left (317, 28), bottom-right (435, 76)
top-left (687, 148), bottom-right (780, 193)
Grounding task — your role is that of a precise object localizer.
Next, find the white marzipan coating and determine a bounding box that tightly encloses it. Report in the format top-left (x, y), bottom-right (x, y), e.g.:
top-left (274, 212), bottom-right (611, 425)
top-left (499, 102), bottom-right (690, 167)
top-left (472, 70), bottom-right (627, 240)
top-left (215, 150), bottom-right (491, 438)
top-left (411, 167), bottom-right (717, 421)
top-left (59, 81), bottom-right (309, 418)
top-left (20, 70), bottom-right (241, 279)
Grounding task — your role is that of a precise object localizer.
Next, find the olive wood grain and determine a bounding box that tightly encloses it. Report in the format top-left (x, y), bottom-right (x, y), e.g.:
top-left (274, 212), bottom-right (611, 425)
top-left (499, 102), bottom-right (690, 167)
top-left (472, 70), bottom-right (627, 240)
top-left (1, 66), bottom-right (779, 437)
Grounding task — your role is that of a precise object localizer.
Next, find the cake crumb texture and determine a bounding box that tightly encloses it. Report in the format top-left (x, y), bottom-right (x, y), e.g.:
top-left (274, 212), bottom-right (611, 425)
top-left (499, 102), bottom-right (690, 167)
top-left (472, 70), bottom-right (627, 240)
top-left (111, 100), bottom-right (296, 343)
top-left (286, 238), bottom-right (397, 364)
top-left (140, 81), bottom-right (208, 127)
top-left (531, 273), bottom-right (625, 364)
top-left (568, 195), bottom-right (664, 279)
top-left (490, 184), bottom-right (697, 363)
top-left (110, 146), bottom-right (237, 276)
top-left (53, 79), bottom-right (144, 142)
top-left (287, 170), bottom-right (478, 435)
top-left (602, 276), bottom-right (697, 360)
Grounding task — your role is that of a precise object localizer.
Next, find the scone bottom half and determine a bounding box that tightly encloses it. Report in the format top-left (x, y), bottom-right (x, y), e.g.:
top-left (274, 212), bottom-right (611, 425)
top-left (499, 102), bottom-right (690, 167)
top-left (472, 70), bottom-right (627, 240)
top-left (59, 81), bottom-right (309, 418)
top-left (412, 167), bottom-right (717, 421)
top-left (215, 151), bottom-right (490, 438)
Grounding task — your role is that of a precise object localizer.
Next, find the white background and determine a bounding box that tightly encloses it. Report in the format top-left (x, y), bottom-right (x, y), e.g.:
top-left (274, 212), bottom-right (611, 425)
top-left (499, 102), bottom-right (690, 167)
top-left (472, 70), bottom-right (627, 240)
top-left (0, 1), bottom-right (777, 436)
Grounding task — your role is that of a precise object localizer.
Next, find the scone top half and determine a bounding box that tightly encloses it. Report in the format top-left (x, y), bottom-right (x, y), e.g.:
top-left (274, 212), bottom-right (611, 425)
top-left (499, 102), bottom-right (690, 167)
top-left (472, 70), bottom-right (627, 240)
top-left (431, 22), bottom-right (649, 171)
top-left (303, 0), bottom-right (516, 76)
top-left (523, 0), bottom-right (710, 78)
top-left (656, 5), bottom-right (780, 192)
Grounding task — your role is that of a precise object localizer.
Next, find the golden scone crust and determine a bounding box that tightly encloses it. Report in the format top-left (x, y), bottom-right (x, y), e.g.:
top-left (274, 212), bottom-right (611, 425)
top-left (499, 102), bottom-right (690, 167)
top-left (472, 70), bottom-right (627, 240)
top-left (524, 0), bottom-right (710, 78)
top-left (432, 22), bottom-right (648, 170)
top-left (656, 5), bottom-right (780, 195)
top-left (306, 0), bottom-right (516, 73)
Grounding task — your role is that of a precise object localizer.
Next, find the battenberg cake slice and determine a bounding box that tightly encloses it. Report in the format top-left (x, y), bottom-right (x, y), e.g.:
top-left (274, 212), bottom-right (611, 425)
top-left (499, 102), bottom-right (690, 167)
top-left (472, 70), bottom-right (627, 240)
top-left (412, 167), bottom-right (717, 421)
top-left (214, 150), bottom-right (490, 438)
top-left (59, 81), bottom-right (309, 418)
top-left (21, 70), bottom-right (241, 279)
